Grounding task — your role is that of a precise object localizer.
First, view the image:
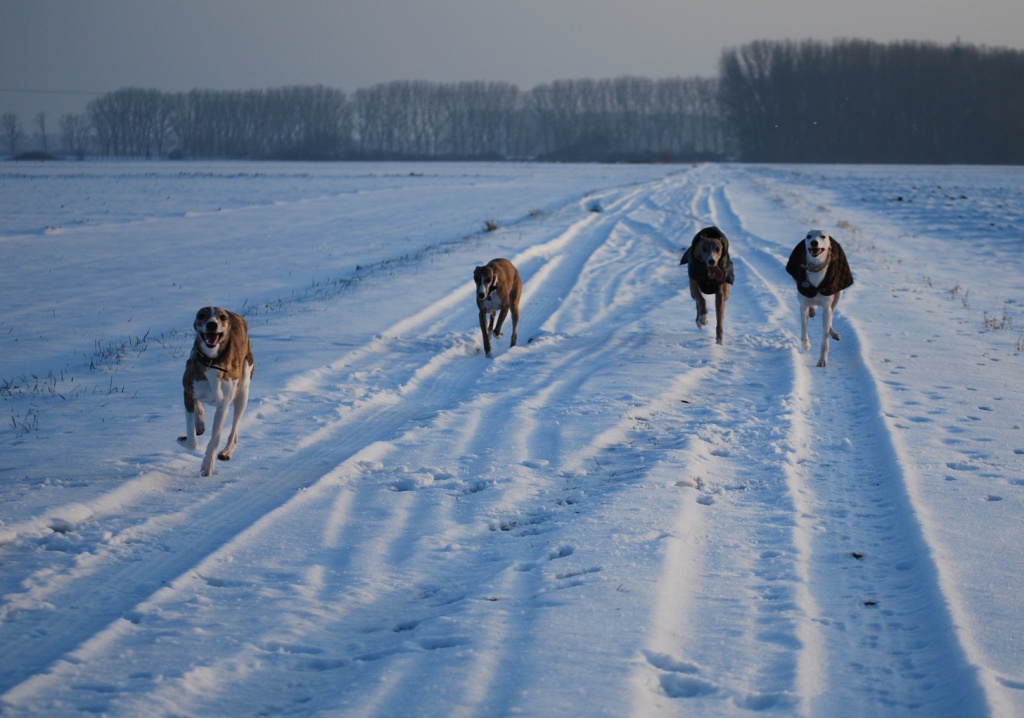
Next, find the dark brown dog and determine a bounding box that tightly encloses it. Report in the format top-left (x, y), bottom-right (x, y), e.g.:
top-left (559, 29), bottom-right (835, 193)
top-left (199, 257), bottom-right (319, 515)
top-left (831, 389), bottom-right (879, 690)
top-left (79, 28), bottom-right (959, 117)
top-left (473, 258), bottom-right (521, 358)
top-left (178, 307), bottom-right (255, 476)
top-left (680, 226), bottom-right (734, 344)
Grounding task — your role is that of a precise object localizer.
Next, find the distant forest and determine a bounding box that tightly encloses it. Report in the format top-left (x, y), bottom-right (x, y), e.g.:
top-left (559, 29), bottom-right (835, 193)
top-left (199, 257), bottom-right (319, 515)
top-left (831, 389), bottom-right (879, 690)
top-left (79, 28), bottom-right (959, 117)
top-left (4, 39), bottom-right (1024, 164)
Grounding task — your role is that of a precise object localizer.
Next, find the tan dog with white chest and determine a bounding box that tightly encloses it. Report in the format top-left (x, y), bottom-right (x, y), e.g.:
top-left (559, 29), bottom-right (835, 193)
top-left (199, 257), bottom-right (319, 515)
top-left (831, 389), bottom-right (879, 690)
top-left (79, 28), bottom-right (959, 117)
top-left (473, 258), bottom-right (521, 358)
top-left (178, 306), bottom-right (254, 476)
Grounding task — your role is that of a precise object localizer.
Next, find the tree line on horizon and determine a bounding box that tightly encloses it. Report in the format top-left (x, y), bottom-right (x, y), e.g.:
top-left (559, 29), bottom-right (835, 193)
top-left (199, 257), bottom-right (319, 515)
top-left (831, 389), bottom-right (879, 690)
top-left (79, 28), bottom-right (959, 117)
top-left (3, 39), bottom-right (1024, 164)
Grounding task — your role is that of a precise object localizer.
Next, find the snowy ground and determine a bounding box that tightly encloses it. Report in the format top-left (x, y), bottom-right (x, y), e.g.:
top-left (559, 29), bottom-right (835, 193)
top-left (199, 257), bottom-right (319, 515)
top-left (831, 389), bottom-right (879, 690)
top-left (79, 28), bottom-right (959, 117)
top-left (1, 161), bottom-right (1022, 717)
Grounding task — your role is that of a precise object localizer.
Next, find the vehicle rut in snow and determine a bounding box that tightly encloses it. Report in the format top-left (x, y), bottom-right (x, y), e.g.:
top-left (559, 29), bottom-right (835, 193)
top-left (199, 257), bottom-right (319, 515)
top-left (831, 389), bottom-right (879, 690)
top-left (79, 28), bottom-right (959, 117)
top-left (629, 173), bottom-right (989, 716)
top-left (0, 177), bottom-right (687, 708)
top-left (1, 165), bottom-right (1002, 717)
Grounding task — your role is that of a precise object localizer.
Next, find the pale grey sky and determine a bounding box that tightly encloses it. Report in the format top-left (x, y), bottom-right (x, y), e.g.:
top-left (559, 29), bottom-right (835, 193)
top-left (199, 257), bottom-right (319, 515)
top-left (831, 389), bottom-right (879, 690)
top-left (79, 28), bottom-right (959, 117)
top-left (3, 0), bottom-right (1023, 122)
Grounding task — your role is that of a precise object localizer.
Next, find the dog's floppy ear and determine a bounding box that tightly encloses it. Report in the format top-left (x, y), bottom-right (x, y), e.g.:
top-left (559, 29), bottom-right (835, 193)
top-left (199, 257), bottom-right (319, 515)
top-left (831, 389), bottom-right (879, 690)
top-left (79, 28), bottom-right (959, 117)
top-left (680, 248), bottom-right (691, 265)
top-left (826, 237), bottom-right (854, 291)
top-left (785, 242), bottom-right (805, 280)
top-left (718, 235), bottom-right (732, 269)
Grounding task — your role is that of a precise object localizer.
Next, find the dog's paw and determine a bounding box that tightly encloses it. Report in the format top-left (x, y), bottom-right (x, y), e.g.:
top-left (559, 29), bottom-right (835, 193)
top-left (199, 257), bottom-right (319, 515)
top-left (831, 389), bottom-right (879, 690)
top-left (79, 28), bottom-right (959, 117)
top-left (196, 420), bottom-right (205, 436)
top-left (808, 307), bottom-right (816, 318)
top-left (802, 339), bottom-right (812, 352)
top-left (829, 329), bottom-right (841, 341)
top-left (817, 358), bottom-right (828, 368)
top-left (696, 313), bottom-right (708, 329)
top-left (217, 451), bottom-right (232, 461)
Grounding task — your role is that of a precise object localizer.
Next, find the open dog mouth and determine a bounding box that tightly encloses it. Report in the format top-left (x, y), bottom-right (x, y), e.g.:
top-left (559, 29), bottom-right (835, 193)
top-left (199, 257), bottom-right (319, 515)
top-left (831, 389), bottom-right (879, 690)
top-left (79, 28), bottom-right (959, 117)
top-left (809, 246), bottom-right (825, 257)
top-left (202, 331), bottom-right (223, 348)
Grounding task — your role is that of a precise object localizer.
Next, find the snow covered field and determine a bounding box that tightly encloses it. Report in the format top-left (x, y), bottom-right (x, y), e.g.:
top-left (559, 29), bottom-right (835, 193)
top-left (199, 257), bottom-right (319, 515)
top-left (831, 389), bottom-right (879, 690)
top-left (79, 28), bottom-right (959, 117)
top-left (1, 160), bottom-right (1022, 717)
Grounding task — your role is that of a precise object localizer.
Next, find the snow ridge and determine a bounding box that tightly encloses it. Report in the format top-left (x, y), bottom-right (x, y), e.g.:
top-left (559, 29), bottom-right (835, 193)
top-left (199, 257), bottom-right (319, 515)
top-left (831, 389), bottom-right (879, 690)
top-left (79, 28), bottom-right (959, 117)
top-left (1, 161), bottom-right (1021, 716)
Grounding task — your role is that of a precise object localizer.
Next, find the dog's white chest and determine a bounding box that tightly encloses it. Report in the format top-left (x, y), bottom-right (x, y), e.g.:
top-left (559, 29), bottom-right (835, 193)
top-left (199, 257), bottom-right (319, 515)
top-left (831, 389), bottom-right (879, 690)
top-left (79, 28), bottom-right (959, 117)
top-left (191, 366), bottom-right (239, 403)
top-left (480, 290), bottom-right (503, 311)
top-left (805, 266), bottom-right (827, 288)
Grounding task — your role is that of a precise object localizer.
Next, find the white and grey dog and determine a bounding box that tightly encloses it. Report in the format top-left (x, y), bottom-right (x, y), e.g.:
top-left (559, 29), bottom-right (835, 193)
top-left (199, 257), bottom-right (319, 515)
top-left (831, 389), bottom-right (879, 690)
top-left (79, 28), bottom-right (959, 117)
top-left (785, 230), bottom-right (854, 367)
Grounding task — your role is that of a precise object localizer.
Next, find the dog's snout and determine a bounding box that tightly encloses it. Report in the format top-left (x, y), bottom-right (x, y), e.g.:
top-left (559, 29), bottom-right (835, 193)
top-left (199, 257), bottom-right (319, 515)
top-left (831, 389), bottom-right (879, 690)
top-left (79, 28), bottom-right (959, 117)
top-left (205, 321), bottom-right (219, 332)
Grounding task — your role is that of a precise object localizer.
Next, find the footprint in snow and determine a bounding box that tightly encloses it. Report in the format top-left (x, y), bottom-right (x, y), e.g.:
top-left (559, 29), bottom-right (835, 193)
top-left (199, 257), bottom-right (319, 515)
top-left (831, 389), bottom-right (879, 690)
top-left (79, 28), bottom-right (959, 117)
top-left (549, 545), bottom-right (574, 560)
top-left (643, 652), bottom-right (717, 700)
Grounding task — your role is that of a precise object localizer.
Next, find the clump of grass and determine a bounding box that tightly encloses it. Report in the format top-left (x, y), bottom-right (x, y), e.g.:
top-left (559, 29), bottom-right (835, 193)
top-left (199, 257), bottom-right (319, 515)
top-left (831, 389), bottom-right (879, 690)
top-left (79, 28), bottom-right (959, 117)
top-left (484, 219), bottom-right (499, 232)
top-left (949, 285), bottom-right (970, 308)
top-left (90, 332), bottom-right (150, 369)
top-left (1, 371), bottom-right (71, 399)
top-left (982, 307), bottom-right (1014, 332)
top-left (9, 407), bottom-right (40, 434)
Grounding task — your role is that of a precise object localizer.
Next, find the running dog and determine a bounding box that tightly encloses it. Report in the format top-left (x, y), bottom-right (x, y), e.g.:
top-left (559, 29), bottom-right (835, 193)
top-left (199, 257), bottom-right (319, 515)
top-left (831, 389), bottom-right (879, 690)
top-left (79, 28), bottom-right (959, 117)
top-left (680, 226), bottom-right (734, 344)
top-left (473, 258), bottom-right (521, 357)
top-left (786, 230), bottom-right (854, 367)
top-left (178, 306), bottom-right (255, 476)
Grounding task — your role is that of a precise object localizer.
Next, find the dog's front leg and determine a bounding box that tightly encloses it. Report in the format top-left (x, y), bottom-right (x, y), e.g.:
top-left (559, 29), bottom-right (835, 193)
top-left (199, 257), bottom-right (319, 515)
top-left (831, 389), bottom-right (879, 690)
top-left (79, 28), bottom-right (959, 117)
top-left (219, 381), bottom-right (250, 462)
top-left (201, 401), bottom-right (232, 476)
top-left (179, 397), bottom-right (204, 450)
top-left (800, 301), bottom-right (812, 352)
top-left (479, 309), bottom-right (493, 357)
top-left (714, 285), bottom-right (730, 344)
top-left (827, 292), bottom-right (843, 341)
top-left (691, 281), bottom-right (708, 330)
top-left (817, 303), bottom-right (833, 367)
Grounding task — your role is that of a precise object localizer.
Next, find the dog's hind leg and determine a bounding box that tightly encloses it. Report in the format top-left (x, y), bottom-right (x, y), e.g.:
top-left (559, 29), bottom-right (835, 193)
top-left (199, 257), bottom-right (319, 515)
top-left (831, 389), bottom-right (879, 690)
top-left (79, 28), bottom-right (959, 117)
top-left (218, 379), bottom-right (250, 462)
top-left (509, 302), bottom-right (519, 348)
top-left (493, 306), bottom-right (509, 338)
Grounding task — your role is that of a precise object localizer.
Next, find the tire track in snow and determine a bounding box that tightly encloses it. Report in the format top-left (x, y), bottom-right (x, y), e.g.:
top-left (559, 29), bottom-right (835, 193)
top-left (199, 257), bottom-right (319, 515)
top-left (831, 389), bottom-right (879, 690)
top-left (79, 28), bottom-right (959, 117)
top-left (0, 176), bottom-right (684, 711)
top-left (628, 172), bottom-right (990, 716)
top-left (5, 166), bottom-right (995, 716)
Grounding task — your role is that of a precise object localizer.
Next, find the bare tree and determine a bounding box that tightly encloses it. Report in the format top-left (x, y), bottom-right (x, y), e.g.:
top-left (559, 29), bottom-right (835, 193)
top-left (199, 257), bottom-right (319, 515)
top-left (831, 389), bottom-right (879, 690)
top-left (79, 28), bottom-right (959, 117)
top-left (2, 112), bottom-right (24, 156)
top-left (60, 112), bottom-right (91, 157)
top-left (719, 39), bottom-right (1024, 163)
top-left (33, 112), bottom-right (48, 153)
